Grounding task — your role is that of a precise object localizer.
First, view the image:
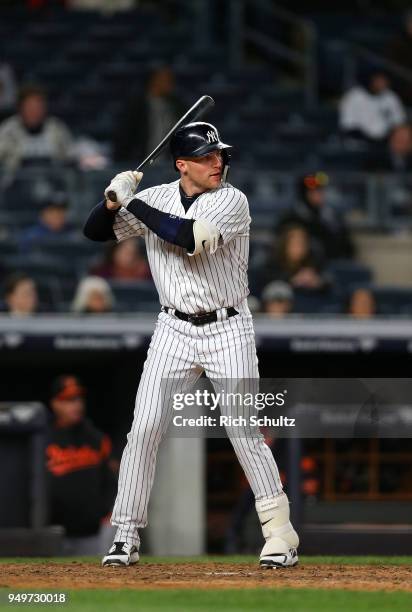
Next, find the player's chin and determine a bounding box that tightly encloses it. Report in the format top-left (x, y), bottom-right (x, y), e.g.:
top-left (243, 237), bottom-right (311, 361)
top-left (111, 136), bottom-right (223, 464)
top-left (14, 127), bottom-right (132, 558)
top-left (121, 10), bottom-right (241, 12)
top-left (209, 174), bottom-right (222, 188)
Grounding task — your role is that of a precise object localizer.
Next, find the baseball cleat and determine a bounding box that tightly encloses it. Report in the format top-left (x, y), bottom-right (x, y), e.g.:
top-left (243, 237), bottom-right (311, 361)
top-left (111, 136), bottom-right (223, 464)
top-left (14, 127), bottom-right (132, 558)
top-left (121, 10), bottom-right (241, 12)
top-left (102, 542), bottom-right (139, 567)
top-left (260, 548), bottom-right (298, 569)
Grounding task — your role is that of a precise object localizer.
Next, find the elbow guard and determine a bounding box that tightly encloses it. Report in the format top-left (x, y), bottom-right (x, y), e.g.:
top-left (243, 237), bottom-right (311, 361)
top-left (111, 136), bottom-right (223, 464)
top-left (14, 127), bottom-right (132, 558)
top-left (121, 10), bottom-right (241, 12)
top-left (188, 219), bottom-right (220, 256)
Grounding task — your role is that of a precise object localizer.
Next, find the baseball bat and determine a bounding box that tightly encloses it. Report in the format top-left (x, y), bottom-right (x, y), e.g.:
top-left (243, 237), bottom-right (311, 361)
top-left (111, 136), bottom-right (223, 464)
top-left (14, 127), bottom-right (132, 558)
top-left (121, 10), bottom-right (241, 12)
top-left (107, 94), bottom-right (215, 202)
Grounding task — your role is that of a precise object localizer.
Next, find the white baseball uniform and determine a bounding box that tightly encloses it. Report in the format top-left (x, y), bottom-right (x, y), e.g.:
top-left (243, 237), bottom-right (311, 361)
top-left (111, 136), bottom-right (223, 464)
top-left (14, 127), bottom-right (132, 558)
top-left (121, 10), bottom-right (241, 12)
top-left (110, 179), bottom-right (283, 547)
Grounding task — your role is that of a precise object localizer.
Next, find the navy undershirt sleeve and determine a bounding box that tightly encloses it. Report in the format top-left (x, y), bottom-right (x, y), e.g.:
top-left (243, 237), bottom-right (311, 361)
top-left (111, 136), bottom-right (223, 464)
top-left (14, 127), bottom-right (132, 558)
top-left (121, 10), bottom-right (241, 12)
top-left (127, 198), bottom-right (195, 251)
top-left (83, 200), bottom-right (116, 242)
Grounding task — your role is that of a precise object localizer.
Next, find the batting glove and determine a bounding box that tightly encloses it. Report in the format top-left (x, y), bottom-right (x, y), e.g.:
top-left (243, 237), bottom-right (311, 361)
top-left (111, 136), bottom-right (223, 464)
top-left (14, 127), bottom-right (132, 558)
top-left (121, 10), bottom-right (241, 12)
top-left (188, 219), bottom-right (220, 256)
top-left (104, 171), bottom-right (143, 207)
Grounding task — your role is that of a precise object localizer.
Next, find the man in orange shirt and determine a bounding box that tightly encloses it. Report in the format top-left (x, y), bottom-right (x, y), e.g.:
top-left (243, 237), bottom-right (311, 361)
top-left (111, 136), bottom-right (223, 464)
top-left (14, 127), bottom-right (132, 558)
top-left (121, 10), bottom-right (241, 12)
top-left (46, 375), bottom-right (117, 555)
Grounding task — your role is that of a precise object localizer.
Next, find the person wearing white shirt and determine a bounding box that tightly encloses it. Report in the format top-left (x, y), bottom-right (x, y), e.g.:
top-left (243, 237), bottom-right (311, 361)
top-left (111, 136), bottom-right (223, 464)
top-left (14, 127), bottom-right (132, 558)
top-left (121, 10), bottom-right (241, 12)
top-left (339, 72), bottom-right (406, 141)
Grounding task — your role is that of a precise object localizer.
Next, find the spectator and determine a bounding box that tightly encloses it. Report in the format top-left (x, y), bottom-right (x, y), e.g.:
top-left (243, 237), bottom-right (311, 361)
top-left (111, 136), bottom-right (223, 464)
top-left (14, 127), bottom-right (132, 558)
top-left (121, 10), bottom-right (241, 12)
top-left (0, 60), bottom-right (17, 120)
top-left (247, 295), bottom-right (261, 314)
top-left (113, 65), bottom-right (183, 162)
top-left (261, 281), bottom-right (293, 317)
top-left (71, 276), bottom-right (115, 314)
top-left (19, 192), bottom-right (76, 251)
top-left (45, 374), bottom-right (118, 555)
top-left (2, 272), bottom-right (38, 315)
top-left (72, 136), bottom-right (108, 171)
top-left (277, 173), bottom-right (354, 259)
top-left (365, 124), bottom-right (412, 219)
top-left (339, 71), bottom-right (406, 142)
top-left (0, 84), bottom-right (73, 176)
top-left (259, 225), bottom-right (329, 293)
top-left (367, 124), bottom-right (412, 173)
top-left (347, 287), bottom-right (377, 318)
top-left (90, 238), bottom-right (151, 281)
top-left (386, 11), bottom-right (412, 105)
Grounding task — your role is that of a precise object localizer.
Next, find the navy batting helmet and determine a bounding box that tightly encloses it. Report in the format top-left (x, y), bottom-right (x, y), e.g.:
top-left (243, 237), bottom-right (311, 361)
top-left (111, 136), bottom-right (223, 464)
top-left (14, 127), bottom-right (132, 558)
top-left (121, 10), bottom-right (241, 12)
top-left (170, 122), bottom-right (232, 179)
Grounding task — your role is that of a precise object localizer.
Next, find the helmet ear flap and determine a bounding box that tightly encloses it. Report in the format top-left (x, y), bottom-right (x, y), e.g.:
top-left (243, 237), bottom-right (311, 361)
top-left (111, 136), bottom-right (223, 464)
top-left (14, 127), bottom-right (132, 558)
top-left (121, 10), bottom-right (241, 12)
top-left (222, 149), bottom-right (231, 182)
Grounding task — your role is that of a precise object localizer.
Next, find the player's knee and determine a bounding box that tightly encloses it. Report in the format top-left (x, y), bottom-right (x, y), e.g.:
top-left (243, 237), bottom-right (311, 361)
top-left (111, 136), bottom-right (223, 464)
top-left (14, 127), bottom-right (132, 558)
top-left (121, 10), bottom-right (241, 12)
top-left (256, 492), bottom-right (299, 548)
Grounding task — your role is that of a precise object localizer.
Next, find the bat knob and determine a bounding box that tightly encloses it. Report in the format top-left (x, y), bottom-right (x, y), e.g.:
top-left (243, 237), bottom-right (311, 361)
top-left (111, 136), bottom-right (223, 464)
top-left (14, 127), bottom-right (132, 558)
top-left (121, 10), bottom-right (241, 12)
top-left (107, 190), bottom-right (118, 202)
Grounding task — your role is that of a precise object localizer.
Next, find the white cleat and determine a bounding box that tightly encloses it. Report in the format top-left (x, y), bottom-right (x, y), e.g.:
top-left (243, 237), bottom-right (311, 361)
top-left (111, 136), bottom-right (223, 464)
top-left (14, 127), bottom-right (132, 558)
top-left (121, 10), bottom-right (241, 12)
top-left (260, 547), bottom-right (298, 569)
top-left (102, 542), bottom-right (139, 567)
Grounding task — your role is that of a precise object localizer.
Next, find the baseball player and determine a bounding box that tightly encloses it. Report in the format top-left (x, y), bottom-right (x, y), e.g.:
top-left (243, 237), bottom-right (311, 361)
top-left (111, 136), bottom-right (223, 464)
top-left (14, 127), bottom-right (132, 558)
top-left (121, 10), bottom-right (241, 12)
top-left (84, 122), bottom-right (299, 568)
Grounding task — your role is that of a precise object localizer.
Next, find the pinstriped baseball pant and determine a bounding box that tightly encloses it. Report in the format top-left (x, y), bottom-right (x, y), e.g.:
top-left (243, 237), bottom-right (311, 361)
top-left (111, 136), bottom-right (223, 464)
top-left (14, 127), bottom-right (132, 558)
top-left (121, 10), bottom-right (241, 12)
top-left (111, 307), bottom-right (283, 547)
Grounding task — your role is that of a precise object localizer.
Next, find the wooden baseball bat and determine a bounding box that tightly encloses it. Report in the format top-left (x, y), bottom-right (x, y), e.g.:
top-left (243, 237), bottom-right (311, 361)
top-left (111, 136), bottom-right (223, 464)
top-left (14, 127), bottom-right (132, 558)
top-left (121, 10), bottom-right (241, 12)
top-left (107, 95), bottom-right (215, 202)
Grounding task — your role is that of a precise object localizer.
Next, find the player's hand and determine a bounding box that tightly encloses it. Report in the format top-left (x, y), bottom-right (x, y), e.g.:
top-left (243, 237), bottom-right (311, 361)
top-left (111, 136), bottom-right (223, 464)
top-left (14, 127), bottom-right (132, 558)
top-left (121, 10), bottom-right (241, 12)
top-left (203, 222), bottom-right (220, 254)
top-left (104, 171), bottom-right (143, 207)
top-left (189, 219), bottom-right (220, 256)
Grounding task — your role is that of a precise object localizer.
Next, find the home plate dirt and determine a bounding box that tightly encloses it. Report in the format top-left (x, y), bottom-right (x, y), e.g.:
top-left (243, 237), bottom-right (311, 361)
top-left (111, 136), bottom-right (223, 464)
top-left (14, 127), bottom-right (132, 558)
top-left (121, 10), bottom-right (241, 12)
top-left (1, 563), bottom-right (411, 592)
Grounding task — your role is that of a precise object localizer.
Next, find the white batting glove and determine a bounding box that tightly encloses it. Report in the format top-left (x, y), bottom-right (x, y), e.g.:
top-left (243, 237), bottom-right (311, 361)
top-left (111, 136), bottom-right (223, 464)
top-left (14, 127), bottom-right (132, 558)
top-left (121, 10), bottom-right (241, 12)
top-left (104, 171), bottom-right (143, 207)
top-left (189, 219), bottom-right (220, 256)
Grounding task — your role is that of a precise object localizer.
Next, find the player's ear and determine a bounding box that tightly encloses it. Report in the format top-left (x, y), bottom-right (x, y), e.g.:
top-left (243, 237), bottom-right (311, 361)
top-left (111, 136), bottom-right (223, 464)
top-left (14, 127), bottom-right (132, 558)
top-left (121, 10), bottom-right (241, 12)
top-left (175, 159), bottom-right (187, 174)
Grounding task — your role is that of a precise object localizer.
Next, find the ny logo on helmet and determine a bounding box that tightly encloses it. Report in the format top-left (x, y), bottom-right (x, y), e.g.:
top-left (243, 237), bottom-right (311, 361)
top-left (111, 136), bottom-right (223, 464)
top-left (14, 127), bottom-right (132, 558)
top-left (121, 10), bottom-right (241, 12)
top-left (206, 130), bottom-right (218, 144)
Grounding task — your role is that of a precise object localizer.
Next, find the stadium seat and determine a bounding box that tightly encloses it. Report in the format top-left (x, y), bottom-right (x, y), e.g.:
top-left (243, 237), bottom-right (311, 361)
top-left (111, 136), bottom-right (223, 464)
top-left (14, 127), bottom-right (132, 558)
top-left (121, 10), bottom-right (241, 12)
top-left (327, 260), bottom-right (372, 287)
top-left (0, 241), bottom-right (17, 258)
top-left (29, 238), bottom-right (104, 274)
top-left (373, 287), bottom-right (412, 316)
top-left (3, 254), bottom-right (77, 283)
top-left (109, 280), bottom-right (159, 313)
top-left (293, 289), bottom-right (343, 315)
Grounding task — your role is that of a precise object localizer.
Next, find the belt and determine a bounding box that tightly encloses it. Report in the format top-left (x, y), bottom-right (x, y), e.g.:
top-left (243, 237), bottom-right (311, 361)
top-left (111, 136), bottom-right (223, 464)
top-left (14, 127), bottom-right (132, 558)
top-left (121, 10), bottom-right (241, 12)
top-left (162, 306), bottom-right (238, 326)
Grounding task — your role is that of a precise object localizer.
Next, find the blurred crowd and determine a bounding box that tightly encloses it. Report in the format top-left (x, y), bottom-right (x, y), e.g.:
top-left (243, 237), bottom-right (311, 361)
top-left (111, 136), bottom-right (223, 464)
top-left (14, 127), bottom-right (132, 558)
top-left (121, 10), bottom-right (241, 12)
top-left (1, 5), bottom-right (412, 317)
top-left (250, 172), bottom-right (378, 318)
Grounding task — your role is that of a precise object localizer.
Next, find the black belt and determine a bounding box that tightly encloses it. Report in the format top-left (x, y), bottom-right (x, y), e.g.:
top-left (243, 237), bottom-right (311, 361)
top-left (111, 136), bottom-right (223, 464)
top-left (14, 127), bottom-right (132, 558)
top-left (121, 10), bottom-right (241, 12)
top-left (162, 306), bottom-right (238, 326)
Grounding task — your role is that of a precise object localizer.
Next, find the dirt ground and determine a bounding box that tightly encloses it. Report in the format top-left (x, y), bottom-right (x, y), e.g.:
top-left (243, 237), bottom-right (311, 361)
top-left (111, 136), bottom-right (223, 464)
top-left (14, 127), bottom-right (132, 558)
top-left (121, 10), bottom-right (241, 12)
top-left (0, 562), bottom-right (411, 592)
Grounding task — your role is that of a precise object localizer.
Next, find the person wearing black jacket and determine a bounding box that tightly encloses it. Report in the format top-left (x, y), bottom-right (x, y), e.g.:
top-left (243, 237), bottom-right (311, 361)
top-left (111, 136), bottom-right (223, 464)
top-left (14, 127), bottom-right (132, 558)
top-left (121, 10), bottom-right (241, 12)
top-left (276, 173), bottom-right (355, 260)
top-left (45, 375), bottom-right (118, 555)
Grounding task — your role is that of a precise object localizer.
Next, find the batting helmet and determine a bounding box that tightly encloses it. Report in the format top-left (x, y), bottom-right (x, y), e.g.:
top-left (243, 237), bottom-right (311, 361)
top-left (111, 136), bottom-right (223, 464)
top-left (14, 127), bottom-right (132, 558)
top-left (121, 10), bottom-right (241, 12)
top-left (170, 122), bottom-right (232, 180)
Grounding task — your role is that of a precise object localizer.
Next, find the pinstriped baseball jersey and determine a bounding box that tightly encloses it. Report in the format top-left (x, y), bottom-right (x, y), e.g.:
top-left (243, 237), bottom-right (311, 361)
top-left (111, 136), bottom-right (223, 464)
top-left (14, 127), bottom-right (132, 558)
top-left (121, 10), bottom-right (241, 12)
top-left (112, 180), bottom-right (250, 313)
